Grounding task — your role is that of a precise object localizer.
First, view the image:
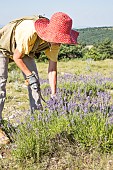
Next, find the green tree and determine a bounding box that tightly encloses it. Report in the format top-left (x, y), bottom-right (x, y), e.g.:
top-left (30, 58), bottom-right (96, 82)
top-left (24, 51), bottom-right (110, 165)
top-left (83, 39), bottom-right (113, 61)
top-left (96, 39), bottom-right (113, 59)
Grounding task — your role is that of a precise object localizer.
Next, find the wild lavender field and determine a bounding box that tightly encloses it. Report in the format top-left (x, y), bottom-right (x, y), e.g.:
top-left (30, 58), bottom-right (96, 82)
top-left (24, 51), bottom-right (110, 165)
top-left (1, 59), bottom-right (113, 170)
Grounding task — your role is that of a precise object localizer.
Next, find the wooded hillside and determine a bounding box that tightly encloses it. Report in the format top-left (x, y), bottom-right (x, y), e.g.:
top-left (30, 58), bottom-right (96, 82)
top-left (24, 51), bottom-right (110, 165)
top-left (76, 27), bottom-right (113, 45)
top-left (1, 26), bottom-right (113, 46)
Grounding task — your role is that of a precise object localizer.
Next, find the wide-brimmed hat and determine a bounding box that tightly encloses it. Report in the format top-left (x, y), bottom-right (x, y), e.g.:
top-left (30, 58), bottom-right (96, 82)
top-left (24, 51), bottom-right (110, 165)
top-left (35, 12), bottom-right (79, 44)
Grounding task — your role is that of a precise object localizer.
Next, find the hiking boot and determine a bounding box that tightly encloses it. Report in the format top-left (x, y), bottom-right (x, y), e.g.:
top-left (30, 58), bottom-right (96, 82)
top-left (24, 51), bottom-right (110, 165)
top-left (0, 129), bottom-right (10, 145)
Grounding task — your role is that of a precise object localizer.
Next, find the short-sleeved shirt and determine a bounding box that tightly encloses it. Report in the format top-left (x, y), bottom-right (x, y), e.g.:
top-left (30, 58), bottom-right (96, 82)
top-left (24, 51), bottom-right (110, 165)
top-left (15, 20), bottom-right (60, 62)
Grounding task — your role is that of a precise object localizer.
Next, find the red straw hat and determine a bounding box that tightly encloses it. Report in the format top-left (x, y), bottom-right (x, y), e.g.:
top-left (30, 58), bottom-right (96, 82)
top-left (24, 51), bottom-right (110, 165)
top-left (35, 12), bottom-right (79, 44)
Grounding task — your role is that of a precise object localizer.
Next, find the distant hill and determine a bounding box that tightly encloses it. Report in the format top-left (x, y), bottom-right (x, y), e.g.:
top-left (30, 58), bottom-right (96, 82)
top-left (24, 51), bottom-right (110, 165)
top-left (76, 27), bottom-right (113, 45)
top-left (0, 25), bottom-right (113, 45)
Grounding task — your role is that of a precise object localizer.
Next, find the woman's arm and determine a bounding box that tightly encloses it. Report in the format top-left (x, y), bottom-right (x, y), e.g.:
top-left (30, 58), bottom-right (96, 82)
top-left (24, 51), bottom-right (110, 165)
top-left (13, 48), bottom-right (32, 76)
top-left (48, 60), bottom-right (57, 95)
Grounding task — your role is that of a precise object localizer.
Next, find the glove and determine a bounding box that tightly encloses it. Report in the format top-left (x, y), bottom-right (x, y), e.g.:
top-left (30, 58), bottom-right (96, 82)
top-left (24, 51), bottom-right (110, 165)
top-left (26, 72), bottom-right (40, 92)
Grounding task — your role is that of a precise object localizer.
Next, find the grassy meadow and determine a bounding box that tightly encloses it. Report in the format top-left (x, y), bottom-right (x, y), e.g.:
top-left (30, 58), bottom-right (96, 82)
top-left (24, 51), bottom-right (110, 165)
top-left (1, 59), bottom-right (113, 169)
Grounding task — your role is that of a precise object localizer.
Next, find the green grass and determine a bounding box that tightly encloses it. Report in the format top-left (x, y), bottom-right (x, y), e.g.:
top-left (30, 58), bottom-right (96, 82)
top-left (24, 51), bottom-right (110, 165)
top-left (57, 59), bottom-right (113, 77)
top-left (8, 58), bottom-right (113, 78)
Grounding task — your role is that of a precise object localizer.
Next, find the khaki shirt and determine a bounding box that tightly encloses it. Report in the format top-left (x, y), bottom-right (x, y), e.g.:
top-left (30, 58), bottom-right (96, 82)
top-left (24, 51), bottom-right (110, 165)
top-left (15, 20), bottom-right (60, 62)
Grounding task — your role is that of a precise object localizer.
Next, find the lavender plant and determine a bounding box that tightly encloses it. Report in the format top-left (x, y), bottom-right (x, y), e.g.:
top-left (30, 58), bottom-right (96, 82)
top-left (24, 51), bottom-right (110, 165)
top-left (11, 73), bottom-right (113, 164)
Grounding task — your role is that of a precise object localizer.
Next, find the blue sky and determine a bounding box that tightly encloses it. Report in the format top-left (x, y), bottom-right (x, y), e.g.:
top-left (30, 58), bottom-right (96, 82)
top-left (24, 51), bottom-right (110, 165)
top-left (0, 0), bottom-right (113, 28)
